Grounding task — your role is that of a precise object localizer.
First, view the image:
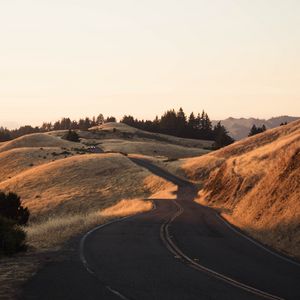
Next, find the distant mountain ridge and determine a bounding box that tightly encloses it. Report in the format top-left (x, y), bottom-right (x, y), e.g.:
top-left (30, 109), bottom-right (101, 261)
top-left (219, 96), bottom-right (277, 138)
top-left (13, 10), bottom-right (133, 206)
top-left (213, 116), bottom-right (300, 140)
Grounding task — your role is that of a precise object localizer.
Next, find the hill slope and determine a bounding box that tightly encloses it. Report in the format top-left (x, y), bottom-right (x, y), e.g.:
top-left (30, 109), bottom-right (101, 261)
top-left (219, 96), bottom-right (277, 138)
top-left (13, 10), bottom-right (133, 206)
top-left (0, 133), bottom-right (82, 153)
top-left (90, 122), bottom-right (214, 149)
top-left (0, 153), bottom-right (168, 222)
top-left (213, 116), bottom-right (300, 140)
top-left (181, 120), bottom-right (300, 259)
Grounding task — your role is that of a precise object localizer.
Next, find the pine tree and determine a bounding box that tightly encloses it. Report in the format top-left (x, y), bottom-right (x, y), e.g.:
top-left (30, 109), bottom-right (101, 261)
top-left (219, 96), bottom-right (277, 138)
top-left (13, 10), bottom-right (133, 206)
top-left (248, 124), bottom-right (266, 137)
top-left (96, 114), bottom-right (104, 125)
top-left (64, 130), bottom-right (80, 142)
top-left (176, 108), bottom-right (187, 137)
top-left (213, 122), bottom-right (234, 149)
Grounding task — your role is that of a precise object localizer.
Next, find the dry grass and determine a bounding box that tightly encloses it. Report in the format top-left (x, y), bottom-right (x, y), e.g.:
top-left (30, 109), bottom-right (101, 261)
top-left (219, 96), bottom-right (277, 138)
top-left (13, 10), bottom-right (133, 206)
top-left (98, 139), bottom-right (209, 159)
top-left (0, 133), bottom-right (81, 153)
top-left (90, 122), bottom-right (214, 148)
top-left (0, 153), bottom-right (167, 222)
top-left (184, 120), bottom-right (300, 259)
top-left (26, 199), bottom-right (153, 250)
top-left (0, 147), bottom-right (81, 182)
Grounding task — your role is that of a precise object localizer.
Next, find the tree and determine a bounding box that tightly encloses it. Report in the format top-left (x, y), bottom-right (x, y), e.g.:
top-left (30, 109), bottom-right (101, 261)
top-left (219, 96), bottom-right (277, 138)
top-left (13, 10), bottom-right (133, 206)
top-left (176, 108), bottom-right (187, 137)
top-left (160, 109), bottom-right (178, 135)
top-left (96, 114), bottom-right (104, 125)
top-left (188, 112), bottom-right (197, 138)
top-left (213, 122), bottom-right (234, 149)
top-left (121, 115), bottom-right (135, 126)
top-left (105, 116), bottom-right (117, 123)
top-left (0, 192), bottom-right (29, 226)
top-left (0, 127), bottom-right (11, 142)
top-left (60, 118), bottom-right (72, 130)
top-left (63, 130), bottom-right (80, 142)
top-left (248, 124), bottom-right (267, 137)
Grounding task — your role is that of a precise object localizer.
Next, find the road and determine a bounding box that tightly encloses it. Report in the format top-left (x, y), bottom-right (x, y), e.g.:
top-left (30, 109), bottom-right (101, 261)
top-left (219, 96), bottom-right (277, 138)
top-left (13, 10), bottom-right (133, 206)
top-left (23, 158), bottom-right (300, 300)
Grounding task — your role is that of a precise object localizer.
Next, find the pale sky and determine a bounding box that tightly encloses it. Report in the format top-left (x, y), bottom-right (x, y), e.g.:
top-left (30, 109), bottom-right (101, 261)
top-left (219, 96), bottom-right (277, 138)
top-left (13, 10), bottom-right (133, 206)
top-left (1, 0), bottom-right (300, 128)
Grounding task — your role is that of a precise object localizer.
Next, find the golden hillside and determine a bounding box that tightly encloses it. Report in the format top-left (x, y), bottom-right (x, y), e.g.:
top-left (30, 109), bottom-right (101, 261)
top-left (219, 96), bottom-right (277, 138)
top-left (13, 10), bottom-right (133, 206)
top-left (0, 153), bottom-right (169, 222)
top-left (0, 133), bottom-right (82, 153)
top-left (0, 147), bottom-right (81, 182)
top-left (181, 120), bottom-right (300, 259)
top-left (98, 139), bottom-right (209, 159)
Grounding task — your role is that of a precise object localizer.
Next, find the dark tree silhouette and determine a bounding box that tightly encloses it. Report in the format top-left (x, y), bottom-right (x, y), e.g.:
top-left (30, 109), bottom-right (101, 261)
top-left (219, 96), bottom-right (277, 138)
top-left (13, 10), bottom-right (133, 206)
top-left (106, 116), bottom-right (117, 123)
top-left (96, 114), bottom-right (105, 125)
top-left (213, 122), bottom-right (235, 149)
top-left (63, 130), bottom-right (80, 142)
top-left (120, 108), bottom-right (229, 146)
top-left (248, 124), bottom-right (267, 137)
top-left (0, 128), bottom-right (11, 142)
top-left (0, 192), bottom-right (29, 226)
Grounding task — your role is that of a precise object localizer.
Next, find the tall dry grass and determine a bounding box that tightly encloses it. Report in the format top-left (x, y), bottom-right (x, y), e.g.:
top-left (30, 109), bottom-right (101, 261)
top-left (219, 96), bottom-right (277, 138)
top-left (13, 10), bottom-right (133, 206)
top-left (26, 199), bottom-right (152, 250)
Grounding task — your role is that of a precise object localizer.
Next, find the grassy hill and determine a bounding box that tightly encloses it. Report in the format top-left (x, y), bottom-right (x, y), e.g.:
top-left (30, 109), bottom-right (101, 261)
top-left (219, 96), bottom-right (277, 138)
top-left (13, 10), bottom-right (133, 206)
top-left (0, 133), bottom-right (82, 153)
top-left (48, 122), bottom-right (213, 159)
top-left (179, 120), bottom-right (300, 259)
top-left (89, 122), bottom-right (214, 149)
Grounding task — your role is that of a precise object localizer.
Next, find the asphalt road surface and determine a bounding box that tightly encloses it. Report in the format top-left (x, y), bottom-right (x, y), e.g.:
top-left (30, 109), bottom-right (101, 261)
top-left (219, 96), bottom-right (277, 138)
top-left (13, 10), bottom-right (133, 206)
top-left (23, 158), bottom-right (300, 300)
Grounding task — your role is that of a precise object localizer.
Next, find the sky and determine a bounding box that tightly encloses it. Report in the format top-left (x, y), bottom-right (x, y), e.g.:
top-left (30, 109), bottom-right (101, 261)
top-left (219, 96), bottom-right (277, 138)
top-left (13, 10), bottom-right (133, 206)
top-left (1, 0), bottom-right (300, 128)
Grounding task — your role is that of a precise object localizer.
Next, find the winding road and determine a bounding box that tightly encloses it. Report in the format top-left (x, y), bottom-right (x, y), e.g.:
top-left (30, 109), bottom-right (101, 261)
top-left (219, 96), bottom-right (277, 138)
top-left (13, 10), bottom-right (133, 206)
top-left (23, 158), bottom-right (300, 300)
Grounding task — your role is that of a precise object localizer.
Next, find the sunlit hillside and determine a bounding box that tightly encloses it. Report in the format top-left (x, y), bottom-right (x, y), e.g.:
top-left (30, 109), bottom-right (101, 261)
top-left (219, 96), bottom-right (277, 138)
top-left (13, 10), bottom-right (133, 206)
top-left (0, 133), bottom-right (82, 153)
top-left (180, 120), bottom-right (300, 259)
top-left (0, 129), bottom-right (180, 250)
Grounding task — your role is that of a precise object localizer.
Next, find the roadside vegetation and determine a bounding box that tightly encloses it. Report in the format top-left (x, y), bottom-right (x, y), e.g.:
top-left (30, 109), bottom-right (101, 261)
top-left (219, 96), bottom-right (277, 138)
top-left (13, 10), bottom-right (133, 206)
top-left (0, 192), bottom-right (29, 256)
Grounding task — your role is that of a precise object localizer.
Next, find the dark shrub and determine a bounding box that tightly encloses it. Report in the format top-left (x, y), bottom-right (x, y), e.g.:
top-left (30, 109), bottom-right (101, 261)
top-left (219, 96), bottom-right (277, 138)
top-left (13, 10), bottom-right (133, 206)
top-left (0, 192), bottom-right (29, 226)
top-left (0, 217), bottom-right (27, 256)
top-left (63, 130), bottom-right (80, 142)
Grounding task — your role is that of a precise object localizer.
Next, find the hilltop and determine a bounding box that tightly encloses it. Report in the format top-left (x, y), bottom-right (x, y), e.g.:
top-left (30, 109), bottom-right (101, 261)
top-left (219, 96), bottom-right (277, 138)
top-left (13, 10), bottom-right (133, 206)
top-left (178, 120), bottom-right (300, 259)
top-left (213, 116), bottom-right (300, 140)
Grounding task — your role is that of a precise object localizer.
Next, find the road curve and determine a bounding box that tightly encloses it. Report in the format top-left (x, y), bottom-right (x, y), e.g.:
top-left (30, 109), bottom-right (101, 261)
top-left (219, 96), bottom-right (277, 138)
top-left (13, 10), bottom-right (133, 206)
top-left (22, 158), bottom-right (300, 300)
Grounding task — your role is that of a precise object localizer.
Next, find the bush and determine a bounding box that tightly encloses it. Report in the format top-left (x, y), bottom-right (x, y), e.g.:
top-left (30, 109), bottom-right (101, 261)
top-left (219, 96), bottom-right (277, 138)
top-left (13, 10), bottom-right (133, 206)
top-left (0, 192), bottom-right (29, 256)
top-left (63, 130), bottom-right (80, 142)
top-left (0, 192), bottom-right (29, 226)
top-left (0, 217), bottom-right (27, 256)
